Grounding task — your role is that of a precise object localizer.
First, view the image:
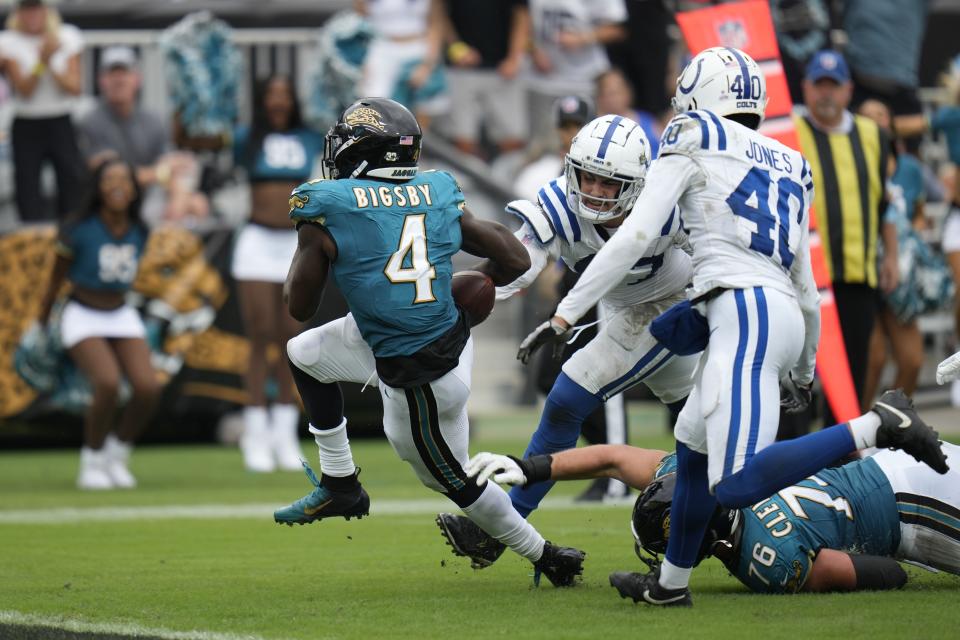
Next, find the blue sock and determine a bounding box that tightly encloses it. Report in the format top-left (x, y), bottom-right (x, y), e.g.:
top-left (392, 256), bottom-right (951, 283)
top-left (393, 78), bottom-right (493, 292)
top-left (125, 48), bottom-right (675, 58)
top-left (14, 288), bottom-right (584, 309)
top-left (664, 442), bottom-right (716, 569)
top-left (714, 423), bottom-right (856, 508)
top-left (509, 373), bottom-right (600, 517)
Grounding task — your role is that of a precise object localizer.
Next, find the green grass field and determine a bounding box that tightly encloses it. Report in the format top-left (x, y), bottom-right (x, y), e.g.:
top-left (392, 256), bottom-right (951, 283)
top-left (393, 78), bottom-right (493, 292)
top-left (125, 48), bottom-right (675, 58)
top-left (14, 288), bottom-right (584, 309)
top-left (2, 405), bottom-right (959, 640)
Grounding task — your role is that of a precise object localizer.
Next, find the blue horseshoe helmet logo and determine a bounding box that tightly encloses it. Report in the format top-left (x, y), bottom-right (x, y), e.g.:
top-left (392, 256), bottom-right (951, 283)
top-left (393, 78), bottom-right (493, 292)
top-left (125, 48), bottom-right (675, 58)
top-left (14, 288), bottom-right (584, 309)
top-left (678, 58), bottom-right (704, 95)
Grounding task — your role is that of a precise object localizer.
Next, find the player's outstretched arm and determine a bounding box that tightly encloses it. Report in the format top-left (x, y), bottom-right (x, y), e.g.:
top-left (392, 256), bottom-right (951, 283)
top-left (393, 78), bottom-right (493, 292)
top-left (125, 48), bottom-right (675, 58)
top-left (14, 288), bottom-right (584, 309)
top-left (803, 549), bottom-right (906, 592)
top-left (284, 222), bottom-right (336, 322)
top-left (465, 445), bottom-right (668, 491)
top-left (460, 207), bottom-right (531, 286)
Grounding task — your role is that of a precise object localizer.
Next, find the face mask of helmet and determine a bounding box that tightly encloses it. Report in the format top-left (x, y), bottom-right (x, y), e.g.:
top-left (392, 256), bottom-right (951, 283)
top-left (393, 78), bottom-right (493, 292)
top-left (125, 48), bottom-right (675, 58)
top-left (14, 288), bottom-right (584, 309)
top-left (630, 472), bottom-right (740, 569)
top-left (563, 115), bottom-right (650, 224)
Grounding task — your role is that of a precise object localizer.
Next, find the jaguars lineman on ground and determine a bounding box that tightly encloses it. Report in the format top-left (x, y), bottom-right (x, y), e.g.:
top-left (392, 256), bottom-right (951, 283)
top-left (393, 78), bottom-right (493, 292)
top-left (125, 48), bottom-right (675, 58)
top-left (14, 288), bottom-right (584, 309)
top-left (517, 46), bottom-right (947, 605)
top-left (272, 97), bottom-right (585, 586)
top-left (445, 389), bottom-right (960, 594)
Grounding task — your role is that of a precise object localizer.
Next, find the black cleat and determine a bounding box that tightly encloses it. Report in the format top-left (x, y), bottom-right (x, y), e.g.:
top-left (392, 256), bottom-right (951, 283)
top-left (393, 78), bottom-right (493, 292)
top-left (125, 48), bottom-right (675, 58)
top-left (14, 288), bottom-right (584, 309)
top-left (533, 542), bottom-right (586, 587)
top-left (873, 389), bottom-right (949, 474)
top-left (609, 570), bottom-right (692, 607)
top-left (574, 477), bottom-right (609, 502)
top-left (435, 513), bottom-right (506, 569)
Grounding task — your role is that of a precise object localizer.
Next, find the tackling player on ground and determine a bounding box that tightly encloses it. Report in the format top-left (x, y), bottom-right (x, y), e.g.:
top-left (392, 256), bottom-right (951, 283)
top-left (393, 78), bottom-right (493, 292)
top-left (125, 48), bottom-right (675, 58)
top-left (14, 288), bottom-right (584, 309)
top-left (515, 47), bottom-right (948, 605)
top-left (273, 98), bottom-right (585, 586)
top-left (446, 408), bottom-right (960, 594)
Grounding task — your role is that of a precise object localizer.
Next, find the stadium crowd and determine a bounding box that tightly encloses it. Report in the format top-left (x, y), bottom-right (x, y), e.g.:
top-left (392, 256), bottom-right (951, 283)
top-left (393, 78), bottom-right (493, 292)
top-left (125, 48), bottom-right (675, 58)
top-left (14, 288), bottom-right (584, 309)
top-left (1, 0), bottom-right (959, 497)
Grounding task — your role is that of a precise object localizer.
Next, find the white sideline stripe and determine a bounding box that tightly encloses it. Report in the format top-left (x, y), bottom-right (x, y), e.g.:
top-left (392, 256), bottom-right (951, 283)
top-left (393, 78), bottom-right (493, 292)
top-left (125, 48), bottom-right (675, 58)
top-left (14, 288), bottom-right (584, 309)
top-left (0, 496), bottom-right (631, 525)
top-left (0, 610), bottom-right (264, 640)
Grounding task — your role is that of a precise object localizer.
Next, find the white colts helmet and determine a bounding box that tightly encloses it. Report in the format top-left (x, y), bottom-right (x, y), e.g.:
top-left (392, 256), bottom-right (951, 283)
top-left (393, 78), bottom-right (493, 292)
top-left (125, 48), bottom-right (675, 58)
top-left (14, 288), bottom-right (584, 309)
top-left (564, 114), bottom-right (651, 223)
top-left (671, 47), bottom-right (768, 124)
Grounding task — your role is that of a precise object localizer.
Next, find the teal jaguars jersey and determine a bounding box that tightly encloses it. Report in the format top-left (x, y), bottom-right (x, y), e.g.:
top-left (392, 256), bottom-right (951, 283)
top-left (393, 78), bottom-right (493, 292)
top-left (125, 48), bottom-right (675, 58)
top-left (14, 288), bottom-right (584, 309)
top-left (731, 457), bottom-right (900, 593)
top-left (290, 170), bottom-right (465, 358)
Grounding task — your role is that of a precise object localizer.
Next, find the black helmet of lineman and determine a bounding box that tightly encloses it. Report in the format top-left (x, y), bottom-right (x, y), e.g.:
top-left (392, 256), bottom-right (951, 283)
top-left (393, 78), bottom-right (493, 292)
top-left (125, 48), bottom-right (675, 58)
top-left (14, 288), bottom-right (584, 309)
top-left (631, 471), bottom-right (739, 566)
top-left (322, 97), bottom-right (422, 181)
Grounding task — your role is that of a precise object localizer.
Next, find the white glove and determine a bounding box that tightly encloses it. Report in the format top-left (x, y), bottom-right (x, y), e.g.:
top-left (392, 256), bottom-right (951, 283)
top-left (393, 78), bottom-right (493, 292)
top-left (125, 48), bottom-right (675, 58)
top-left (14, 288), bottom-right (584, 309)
top-left (464, 452), bottom-right (528, 487)
top-left (937, 350), bottom-right (960, 385)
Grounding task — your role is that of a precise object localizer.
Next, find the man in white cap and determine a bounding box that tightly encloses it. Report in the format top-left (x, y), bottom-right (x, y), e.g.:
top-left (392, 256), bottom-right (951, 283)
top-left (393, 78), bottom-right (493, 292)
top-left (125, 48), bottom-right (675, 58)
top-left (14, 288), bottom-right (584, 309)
top-left (77, 45), bottom-right (207, 223)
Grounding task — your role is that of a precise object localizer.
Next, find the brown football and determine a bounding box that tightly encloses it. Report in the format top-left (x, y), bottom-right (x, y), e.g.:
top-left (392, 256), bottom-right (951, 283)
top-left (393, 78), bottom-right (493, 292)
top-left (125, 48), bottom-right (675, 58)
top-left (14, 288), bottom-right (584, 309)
top-left (451, 270), bottom-right (495, 326)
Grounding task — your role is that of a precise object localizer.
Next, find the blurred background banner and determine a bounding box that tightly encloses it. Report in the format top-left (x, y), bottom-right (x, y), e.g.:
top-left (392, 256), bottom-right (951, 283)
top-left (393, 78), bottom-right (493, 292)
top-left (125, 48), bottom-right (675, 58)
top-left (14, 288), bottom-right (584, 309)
top-left (677, 0), bottom-right (860, 423)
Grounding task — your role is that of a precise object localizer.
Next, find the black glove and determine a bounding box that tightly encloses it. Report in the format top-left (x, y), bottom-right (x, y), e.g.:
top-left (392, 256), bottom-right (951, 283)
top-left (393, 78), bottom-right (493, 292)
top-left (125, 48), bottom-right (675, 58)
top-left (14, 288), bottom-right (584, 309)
top-left (516, 318), bottom-right (571, 365)
top-left (780, 373), bottom-right (813, 415)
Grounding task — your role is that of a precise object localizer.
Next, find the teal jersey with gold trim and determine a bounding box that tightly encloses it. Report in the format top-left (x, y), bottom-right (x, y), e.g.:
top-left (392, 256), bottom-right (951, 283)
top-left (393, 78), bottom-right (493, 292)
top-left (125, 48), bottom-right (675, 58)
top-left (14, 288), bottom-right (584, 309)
top-left (290, 170), bottom-right (465, 357)
top-left (731, 457), bottom-right (900, 594)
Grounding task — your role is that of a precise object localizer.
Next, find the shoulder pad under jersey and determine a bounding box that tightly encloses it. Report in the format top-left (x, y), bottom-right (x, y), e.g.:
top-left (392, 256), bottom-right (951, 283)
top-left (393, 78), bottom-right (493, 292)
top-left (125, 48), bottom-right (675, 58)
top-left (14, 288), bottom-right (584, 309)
top-left (505, 199), bottom-right (555, 245)
top-left (659, 110), bottom-right (730, 155)
top-left (288, 178), bottom-right (352, 224)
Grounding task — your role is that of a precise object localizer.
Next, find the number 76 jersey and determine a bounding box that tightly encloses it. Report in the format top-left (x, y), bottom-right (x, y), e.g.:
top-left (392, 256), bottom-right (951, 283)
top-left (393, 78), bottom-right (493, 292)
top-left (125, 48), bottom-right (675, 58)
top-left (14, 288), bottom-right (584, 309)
top-left (658, 110), bottom-right (814, 297)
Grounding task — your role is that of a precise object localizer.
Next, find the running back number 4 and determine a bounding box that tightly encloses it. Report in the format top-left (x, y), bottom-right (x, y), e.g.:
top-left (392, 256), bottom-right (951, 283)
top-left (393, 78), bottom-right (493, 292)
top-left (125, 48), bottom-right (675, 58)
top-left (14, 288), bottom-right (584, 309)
top-left (725, 167), bottom-right (804, 270)
top-left (384, 213), bottom-right (437, 303)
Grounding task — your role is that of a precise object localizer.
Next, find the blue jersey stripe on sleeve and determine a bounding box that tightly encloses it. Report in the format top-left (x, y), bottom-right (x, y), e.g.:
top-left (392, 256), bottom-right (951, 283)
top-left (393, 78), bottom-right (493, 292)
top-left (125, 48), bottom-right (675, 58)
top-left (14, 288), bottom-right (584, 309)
top-left (687, 112), bottom-right (710, 150)
top-left (539, 187), bottom-right (568, 243)
top-left (659, 207), bottom-right (676, 236)
top-left (552, 181), bottom-right (581, 242)
top-left (705, 111), bottom-right (728, 151)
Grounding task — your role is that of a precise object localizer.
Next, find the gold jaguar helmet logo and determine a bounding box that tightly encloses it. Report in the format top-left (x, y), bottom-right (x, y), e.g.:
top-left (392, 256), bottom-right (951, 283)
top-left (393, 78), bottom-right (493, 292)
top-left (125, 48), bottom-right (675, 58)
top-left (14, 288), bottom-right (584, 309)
top-left (345, 106), bottom-right (386, 132)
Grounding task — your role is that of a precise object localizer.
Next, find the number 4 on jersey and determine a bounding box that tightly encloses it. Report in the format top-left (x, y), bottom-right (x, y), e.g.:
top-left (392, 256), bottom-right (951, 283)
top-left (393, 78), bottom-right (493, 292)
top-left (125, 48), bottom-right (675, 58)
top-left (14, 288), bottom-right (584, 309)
top-left (384, 213), bottom-right (437, 303)
top-left (726, 167), bottom-right (803, 269)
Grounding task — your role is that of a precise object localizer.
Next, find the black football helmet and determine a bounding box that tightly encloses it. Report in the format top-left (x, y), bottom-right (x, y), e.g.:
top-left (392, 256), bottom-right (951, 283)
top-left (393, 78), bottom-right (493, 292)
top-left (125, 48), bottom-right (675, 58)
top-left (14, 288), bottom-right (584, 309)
top-left (631, 471), bottom-right (739, 567)
top-left (322, 97), bottom-right (422, 181)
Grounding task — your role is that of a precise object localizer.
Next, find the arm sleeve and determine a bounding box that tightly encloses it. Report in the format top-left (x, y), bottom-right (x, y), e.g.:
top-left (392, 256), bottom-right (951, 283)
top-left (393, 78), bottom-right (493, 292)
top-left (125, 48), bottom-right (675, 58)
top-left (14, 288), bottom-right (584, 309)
top-left (789, 167), bottom-right (820, 385)
top-left (494, 223), bottom-right (554, 301)
top-left (554, 154), bottom-right (701, 324)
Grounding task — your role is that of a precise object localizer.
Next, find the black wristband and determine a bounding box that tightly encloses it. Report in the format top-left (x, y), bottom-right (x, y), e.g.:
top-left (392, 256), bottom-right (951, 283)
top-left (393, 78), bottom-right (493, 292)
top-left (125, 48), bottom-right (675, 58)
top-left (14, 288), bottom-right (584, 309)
top-left (510, 454), bottom-right (553, 485)
top-left (850, 554), bottom-right (907, 591)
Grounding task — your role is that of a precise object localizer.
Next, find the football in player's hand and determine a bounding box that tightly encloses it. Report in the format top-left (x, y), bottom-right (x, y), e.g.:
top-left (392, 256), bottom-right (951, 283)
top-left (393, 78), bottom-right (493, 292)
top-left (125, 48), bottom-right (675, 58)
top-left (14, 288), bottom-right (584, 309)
top-left (452, 271), bottom-right (495, 326)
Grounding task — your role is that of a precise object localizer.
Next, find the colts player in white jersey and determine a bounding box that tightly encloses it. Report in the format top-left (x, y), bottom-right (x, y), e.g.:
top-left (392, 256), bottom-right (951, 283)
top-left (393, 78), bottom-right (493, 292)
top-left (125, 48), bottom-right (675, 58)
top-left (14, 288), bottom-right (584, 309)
top-left (520, 47), bottom-right (948, 606)
top-left (459, 115), bottom-right (698, 526)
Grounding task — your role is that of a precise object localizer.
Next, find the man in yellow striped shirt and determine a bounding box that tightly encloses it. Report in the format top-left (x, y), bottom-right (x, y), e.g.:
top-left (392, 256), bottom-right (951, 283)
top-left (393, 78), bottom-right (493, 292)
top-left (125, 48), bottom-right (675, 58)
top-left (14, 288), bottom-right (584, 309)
top-left (793, 50), bottom-right (899, 422)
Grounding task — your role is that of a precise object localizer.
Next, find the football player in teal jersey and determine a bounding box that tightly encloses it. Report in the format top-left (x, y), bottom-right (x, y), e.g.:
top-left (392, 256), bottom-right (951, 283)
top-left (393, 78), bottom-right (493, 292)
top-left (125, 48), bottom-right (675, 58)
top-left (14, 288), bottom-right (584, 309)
top-left (272, 98), bottom-right (585, 586)
top-left (444, 389), bottom-right (960, 594)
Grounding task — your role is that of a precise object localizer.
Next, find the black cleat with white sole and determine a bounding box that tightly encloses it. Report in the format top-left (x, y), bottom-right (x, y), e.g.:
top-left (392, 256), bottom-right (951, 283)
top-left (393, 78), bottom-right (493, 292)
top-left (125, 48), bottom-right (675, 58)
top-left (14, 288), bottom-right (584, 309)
top-left (533, 542), bottom-right (586, 587)
top-left (609, 570), bottom-right (692, 607)
top-left (873, 389), bottom-right (949, 474)
top-left (435, 513), bottom-right (506, 569)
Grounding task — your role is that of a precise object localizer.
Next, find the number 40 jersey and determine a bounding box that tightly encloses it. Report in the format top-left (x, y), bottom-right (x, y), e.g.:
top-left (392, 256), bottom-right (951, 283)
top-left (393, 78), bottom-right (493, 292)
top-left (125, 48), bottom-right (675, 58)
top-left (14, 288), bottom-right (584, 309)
top-left (658, 110), bottom-right (815, 299)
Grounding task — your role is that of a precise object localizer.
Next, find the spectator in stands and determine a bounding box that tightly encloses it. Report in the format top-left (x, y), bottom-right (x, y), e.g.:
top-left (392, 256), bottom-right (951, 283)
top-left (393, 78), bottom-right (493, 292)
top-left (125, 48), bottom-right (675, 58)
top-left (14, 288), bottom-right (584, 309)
top-left (37, 158), bottom-right (159, 490)
top-left (77, 46), bottom-right (208, 226)
top-left (443, 0), bottom-right (529, 160)
top-left (605, 0), bottom-right (674, 117)
top-left (842, 0), bottom-right (930, 118)
top-left (0, 0), bottom-right (84, 223)
top-left (514, 94), bottom-right (592, 200)
top-left (594, 67), bottom-right (664, 158)
top-left (859, 99), bottom-right (924, 404)
top-left (793, 50), bottom-right (898, 421)
top-left (233, 75), bottom-right (321, 473)
top-left (355, 0), bottom-right (448, 132)
top-left (525, 0), bottom-right (626, 142)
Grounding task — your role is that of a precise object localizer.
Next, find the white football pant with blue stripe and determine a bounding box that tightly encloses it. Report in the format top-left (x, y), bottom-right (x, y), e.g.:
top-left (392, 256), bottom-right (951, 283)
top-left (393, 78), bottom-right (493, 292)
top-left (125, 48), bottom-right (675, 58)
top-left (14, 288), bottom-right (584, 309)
top-left (562, 294), bottom-right (698, 405)
top-left (673, 286), bottom-right (804, 490)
